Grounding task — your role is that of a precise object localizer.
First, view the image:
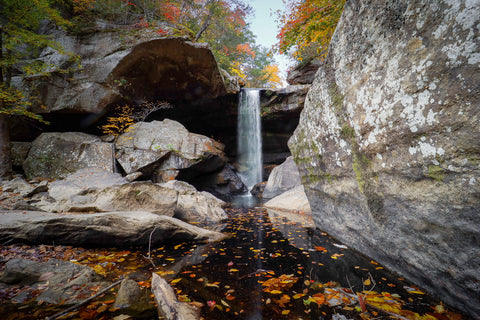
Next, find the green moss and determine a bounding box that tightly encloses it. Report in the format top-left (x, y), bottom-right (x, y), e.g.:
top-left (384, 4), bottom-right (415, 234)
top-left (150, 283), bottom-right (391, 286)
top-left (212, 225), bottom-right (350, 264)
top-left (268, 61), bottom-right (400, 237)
top-left (352, 152), bottom-right (371, 193)
top-left (328, 81), bottom-right (344, 113)
top-left (340, 124), bottom-right (356, 142)
top-left (427, 165), bottom-right (445, 181)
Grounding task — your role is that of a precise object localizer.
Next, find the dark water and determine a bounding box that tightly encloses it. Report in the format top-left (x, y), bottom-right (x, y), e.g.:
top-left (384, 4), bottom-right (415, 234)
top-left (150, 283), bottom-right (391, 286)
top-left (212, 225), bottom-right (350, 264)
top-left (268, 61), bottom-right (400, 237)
top-left (152, 196), bottom-right (464, 320)
top-left (0, 196), bottom-right (466, 319)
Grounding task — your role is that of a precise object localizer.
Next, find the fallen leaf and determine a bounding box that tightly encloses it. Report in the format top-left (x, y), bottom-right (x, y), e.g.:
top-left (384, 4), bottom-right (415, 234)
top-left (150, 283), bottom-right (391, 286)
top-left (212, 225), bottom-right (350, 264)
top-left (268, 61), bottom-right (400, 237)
top-left (364, 279), bottom-right (371, 286)
top-left (268, 290), bottom-right (283, 294)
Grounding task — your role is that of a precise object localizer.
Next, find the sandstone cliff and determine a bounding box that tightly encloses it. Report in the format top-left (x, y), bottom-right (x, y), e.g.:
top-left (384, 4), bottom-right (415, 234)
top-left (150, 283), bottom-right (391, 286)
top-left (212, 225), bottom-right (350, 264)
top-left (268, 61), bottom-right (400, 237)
top-left (289, 0), bottom-right (479, 317)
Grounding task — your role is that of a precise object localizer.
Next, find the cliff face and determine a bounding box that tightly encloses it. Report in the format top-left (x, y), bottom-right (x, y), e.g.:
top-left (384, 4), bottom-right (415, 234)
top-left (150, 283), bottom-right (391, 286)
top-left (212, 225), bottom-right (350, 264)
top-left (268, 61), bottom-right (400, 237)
top-left (15, 25), bottom-right (230, 115)
top-left (289, 0), bottom-right (480, 317)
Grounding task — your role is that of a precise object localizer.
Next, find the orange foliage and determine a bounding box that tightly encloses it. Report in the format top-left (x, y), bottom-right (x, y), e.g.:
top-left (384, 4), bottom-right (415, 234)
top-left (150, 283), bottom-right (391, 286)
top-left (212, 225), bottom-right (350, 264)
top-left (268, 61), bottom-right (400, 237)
top-left (236, 43), bottom-right (256, 58)
top-left (276, 0), bottom-right (345, 61)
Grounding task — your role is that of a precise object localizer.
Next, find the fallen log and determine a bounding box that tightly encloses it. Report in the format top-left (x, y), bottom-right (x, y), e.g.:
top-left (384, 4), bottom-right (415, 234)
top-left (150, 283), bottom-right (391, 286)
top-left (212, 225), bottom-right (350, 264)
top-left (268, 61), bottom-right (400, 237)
top-left (151, 273), bottom-right (199, 320)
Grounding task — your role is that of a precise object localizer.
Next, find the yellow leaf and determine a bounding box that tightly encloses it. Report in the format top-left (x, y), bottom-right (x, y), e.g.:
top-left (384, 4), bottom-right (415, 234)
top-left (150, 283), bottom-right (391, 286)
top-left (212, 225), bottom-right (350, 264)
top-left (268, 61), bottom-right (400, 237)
top-left (268, 290), bottom-right (283, 294)
top-left (171, 278), bottom-right (182, 284)
top-left (282, 310), bottom-right (290, 315)
top-left (228, 269), bottom-right (239, 272)
top-left (293, 293), bottom-right (305, 299)
top-left (364, 278), bottom-right (371, 286)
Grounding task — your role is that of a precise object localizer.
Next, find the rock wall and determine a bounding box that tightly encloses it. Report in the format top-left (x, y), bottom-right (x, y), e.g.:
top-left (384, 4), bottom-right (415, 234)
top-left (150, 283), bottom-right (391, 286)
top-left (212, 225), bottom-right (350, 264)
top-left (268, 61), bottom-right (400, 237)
top-left (289, 0), bottom-right (480, 318)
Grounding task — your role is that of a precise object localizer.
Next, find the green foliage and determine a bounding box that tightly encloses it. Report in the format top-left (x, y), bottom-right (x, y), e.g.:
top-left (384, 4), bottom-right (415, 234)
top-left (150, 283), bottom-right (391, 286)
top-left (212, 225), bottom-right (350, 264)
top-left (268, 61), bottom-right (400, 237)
top-left (276, 0), bottom-right (345, 62)
top-left (0, 0), bottom-right (80, 121)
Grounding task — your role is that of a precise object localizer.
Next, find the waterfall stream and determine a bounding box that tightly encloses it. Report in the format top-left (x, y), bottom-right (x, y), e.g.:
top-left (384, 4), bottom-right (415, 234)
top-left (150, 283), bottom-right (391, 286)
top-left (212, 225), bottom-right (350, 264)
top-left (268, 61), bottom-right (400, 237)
top-left (237, 89), bottom-right (263, 191)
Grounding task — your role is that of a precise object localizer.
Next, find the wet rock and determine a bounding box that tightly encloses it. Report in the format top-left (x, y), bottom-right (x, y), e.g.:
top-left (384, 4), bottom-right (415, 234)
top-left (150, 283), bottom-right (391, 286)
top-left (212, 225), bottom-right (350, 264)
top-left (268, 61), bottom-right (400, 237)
top-left (251, 181), bottom-right (267, 198)
top-left (0, 258), bottom-right (104, 304)
top-left (115, 119), bottom-right (226, 179)
top-left (0, 211), bottom-right (226, 247)
top-left (288, 0), bottom-right (480, 317)
top-left (188, 164), bottom-right (247, 201)
top-left (263, 156), bottom-right (302, 199)
top-left (23, 132), bottom-right (114, 180)
top-left (114, 279), bottom-right (156, 317)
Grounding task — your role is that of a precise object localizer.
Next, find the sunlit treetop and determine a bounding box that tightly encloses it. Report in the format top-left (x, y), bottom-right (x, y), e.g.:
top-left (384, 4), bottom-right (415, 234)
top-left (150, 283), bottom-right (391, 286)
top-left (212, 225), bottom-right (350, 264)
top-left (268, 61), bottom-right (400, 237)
top-left (275, 0), bottom-right (345, 62)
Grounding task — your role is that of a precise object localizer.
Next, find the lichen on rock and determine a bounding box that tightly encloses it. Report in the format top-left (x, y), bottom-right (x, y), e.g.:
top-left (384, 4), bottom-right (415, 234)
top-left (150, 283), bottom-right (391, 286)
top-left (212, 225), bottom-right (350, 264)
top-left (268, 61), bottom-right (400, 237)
top-left (289, 0), bottom-right (480, 317)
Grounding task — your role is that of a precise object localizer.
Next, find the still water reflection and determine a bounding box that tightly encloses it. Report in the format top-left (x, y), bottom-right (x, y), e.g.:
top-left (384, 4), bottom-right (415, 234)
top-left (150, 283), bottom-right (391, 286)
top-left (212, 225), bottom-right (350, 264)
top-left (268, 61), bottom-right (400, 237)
top-left (155, 205), bottom-right (460, 319)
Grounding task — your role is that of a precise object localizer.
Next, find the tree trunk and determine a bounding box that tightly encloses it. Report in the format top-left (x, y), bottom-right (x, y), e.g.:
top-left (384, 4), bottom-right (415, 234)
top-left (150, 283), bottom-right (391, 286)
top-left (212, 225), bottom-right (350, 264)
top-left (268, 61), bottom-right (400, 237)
top-left (194, 0), bottom-right (219, 41)
top-left (0, 112), bottom-right (12, 179)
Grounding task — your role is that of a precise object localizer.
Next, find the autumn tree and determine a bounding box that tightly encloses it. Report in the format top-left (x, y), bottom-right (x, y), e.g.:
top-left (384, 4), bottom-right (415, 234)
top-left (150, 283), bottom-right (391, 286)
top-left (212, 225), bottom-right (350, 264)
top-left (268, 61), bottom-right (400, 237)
top-left (0, 0), bottom-right (75, 178)
top-left (276, 0), bottom-right (345, 62)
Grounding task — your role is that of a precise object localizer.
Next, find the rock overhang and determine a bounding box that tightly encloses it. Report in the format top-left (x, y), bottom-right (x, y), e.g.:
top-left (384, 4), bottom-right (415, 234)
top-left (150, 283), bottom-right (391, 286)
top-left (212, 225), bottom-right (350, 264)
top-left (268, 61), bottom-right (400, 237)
top-left (109, 38), bottom-right (228, 102)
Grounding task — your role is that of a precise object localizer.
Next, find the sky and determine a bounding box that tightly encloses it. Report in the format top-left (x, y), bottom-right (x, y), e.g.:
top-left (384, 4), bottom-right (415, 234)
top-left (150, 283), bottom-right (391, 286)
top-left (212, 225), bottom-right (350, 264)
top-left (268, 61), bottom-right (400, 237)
top-left (247, 0), bottom-right (292, 85)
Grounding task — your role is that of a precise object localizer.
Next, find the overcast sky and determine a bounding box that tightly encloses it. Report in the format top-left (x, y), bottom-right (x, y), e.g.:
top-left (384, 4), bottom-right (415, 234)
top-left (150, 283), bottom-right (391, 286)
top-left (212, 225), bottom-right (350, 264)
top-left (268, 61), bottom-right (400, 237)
top-left (247, 0), bottom-right (292, 85)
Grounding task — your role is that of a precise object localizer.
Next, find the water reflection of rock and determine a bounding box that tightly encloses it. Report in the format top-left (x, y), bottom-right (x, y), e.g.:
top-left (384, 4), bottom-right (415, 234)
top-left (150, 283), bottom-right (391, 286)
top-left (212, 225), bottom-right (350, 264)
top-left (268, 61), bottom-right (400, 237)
top-left (266, 208), bottom-right (314, 250)
top-left (266, 207), bottom-right (435, 301)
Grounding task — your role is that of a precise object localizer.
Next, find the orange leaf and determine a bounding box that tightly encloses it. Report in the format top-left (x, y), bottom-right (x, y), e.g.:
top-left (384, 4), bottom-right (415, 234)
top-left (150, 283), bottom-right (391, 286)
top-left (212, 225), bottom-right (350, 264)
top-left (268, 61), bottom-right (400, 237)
top-left (312, 293), bottom-right (325, 305)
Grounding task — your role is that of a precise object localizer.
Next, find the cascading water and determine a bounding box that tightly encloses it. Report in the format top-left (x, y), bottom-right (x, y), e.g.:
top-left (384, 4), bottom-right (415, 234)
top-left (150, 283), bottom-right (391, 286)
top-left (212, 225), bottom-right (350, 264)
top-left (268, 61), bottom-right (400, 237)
top-left (237, 89), bottom-right (263, 191)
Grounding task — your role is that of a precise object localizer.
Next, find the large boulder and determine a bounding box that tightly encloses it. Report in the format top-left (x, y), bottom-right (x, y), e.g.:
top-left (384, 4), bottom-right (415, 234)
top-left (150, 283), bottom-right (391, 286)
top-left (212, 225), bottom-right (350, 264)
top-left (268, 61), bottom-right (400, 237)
top-left (262, 156), bottom-right (302, 199)
top-left (161, 180), bottom-right (227, 223)
top-left (0, 211), bottom-right (226, 247)
top-left (0, 258), bottom-right (104, 305)
top-left (264, 185), bottom-right (311, 214)
top-left (47, 167), bottom-right (128, 201)
top-left (288, 0), bottom-right (480, 317)
top-left (23, 132), bottom-right (114, 179)
top-left (45, 182), bottom-right (179, 215)
top-left (10, 142), bottom-right (31, 167)
top-left (37, 168), bottom-right (227, 223)
top-left (115, 119), bottom-right (226, 180)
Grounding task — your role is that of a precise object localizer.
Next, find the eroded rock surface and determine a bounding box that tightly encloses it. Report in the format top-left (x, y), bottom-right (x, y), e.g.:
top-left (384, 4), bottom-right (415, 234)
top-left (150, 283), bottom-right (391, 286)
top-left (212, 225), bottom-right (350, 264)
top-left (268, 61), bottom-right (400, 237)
top-left (263, 156), bottom-right (302, 199)
top-left (19, 31), bottom-right (229, 115)
top-left (0, 258), bottom-right (104, 305)
top-left (264, 185), bottom-right (311, 214)
top-left (115, 119), bottom-right (226, 180)
top-left (260, 85), bottom-right (310, 116)
top-left (161, 180), bottom-right (227, 223)
top-left (23, 132), bottom-right (114, 180)
top-left (289, 0), bottom-right (480, 317)
top-left (0, 211), bottom-right (226, 247)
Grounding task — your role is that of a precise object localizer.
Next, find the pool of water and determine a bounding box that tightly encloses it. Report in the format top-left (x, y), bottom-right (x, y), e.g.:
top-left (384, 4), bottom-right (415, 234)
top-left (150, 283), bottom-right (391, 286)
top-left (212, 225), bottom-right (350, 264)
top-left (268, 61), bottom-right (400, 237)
top-left (152, 203), bottom-right (464, 319)
top-left (0, 200), bottom-right (466, 319)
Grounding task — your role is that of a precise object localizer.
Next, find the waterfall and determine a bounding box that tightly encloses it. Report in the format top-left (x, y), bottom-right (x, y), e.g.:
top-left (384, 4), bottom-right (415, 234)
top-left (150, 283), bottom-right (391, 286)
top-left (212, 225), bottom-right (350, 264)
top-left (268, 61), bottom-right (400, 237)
top-left (237, 89), bottom-right (262, 191)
